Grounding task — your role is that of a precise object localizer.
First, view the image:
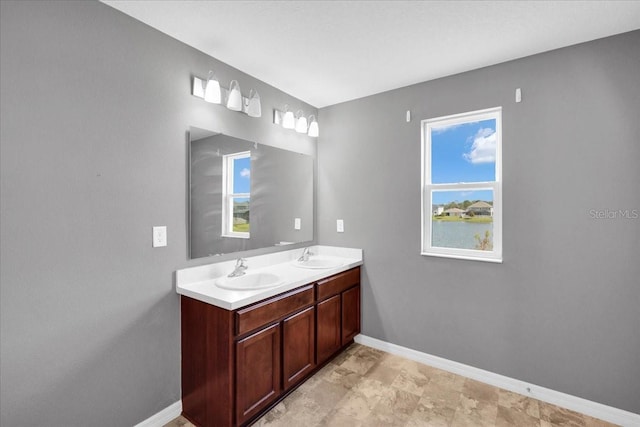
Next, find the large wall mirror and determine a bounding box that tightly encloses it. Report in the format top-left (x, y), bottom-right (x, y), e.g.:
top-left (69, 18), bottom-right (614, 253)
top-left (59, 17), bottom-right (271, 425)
top-left (189, 126), bottom-right (314, 259)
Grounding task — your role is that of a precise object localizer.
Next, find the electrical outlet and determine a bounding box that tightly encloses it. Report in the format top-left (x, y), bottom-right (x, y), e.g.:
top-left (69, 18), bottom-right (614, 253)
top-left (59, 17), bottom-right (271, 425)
top-left (336, 219), bottom-right (344, 233)
top-left (152, 226), bottom-right (167, 247)
top-left (294, 218), bottom-right (301, 230)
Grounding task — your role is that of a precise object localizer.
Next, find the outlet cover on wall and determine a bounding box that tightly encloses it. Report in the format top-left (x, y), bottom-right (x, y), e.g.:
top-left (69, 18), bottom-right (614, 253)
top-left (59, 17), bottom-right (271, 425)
top-left (336, 219), bottom-right (344, 233)
top-left (152, 226), bottom-right (167, 247)
top-left (294, 218), bottom-right (301, 230)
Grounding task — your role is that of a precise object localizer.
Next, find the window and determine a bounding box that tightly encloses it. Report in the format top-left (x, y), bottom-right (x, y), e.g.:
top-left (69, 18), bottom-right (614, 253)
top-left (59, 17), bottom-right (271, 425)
top-left (421, 107), bottom-right (502, 262)
top-left (222, 151), bottom-right (251, 239)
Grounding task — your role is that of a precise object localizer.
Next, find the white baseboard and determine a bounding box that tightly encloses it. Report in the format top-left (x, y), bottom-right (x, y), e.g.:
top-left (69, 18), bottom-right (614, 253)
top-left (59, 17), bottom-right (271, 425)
top-left (355, 334), bottom-right (640, 427)
top-left (133, 400), bottom-right (182, 427)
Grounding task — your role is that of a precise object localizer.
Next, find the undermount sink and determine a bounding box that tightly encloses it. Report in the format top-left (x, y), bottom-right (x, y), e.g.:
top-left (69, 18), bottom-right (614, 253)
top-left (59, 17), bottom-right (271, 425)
top-left (215, 272), bottom-right (284, 291)
top-left (292, 256), bottom-right (345, 269)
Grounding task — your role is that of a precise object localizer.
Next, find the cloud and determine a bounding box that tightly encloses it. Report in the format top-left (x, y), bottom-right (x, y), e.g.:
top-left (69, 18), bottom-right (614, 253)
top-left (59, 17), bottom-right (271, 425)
top-left (463, 128), bottom-right (496, 164)
top-left (240, 168), bottom-right (250, 178)
top-left (431, 121), bottom-right (478, 135)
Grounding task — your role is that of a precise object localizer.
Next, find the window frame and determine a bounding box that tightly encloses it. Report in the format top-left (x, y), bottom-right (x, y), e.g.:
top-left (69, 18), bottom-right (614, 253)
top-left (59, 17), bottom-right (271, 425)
top-left (421, 107), bottom-right (503, 263)
top-left (221, 151), bottom-right (251, 239)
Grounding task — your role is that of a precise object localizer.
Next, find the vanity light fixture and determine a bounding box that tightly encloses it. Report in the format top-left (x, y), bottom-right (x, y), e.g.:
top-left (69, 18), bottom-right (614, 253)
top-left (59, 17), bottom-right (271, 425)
top-left (226, 80), bottom-right (243, 111)
top-left (273, 107), bottom-right (319, 138)
top-left (245, 89), bottom-right (262, 118)
top-left (281, 105), bottom-right (295, 129)
top-left (192, 72), bottom-right (261, 118)
top-left (295, 110), bottom-right (308, 133)
top-left (203, 71), bottom-right (222, 104)
top-left (307, 115), bottom-right (319, 137)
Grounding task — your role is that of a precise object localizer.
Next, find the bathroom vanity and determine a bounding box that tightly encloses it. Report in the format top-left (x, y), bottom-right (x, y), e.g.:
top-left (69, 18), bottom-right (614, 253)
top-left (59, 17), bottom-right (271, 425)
top-left (176, 246), bottom-right (362, 426)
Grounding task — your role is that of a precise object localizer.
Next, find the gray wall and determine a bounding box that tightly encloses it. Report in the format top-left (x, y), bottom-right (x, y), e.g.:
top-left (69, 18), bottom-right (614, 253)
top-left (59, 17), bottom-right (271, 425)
top-left (318, 30), bottom-right (640, 413)
top-left (0, 1), bottom-right (316, 426)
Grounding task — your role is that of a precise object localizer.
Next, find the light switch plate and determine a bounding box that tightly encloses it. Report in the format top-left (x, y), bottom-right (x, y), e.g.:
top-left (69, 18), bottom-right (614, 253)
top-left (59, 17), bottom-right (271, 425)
top-left (152, 226), bottom-right (167, 247)
top-left (337, 219), bottom-right (344, 233)
top-left (294, 218), bottom-right (301, 230)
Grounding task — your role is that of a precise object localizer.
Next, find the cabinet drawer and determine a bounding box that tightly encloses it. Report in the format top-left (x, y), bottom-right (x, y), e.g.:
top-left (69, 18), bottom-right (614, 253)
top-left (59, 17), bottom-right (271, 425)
top-left (236, 285), bottom-right (314, 336)
top-left (316, 267), bottom-right (360, 301)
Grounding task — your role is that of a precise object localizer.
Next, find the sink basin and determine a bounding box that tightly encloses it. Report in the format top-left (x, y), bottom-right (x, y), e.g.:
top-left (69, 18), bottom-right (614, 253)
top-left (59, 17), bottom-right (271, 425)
top-left (215, 272), bottom-right (284, 291)
top-left (292, 256), bottom-right (345, 269)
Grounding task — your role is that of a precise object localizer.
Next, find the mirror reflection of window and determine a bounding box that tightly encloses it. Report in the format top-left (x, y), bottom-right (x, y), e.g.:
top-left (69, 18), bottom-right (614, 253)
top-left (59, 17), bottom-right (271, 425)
top-left (222, 151), bottom-right (251, 239)
top-left (188, 127), bottom-right (314, 259)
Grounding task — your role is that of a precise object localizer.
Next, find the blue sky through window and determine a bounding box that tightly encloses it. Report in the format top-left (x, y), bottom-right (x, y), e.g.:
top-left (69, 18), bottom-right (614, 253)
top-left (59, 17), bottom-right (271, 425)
top-left (431, 119), bottom-right (496, 184)
top-left (233, 156), bottom-right (251, 194)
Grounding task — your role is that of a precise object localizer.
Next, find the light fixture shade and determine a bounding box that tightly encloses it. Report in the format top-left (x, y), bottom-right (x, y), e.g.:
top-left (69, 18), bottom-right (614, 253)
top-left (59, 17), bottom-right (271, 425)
top-left (246, 89), bottom-right (261, 117)
top-left (295, 110), bottom-right (308, 133)
top-left (226, 80), bottom-right (243, 111)
top-left (307, 115), bottom-right (319, 137)
top-left (204, 71), bottom-right (221, 104)
top-left (282, 105), bottom-right (295, 129)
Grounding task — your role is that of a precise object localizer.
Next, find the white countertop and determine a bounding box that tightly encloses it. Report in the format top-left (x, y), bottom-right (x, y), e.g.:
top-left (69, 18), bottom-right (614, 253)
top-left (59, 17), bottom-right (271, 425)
top-left (176, 245), bottom-right (363, 310)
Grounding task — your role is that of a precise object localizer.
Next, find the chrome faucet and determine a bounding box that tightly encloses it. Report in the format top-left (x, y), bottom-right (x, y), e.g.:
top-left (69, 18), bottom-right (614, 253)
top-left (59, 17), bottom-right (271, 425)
top-left (228, 258), bottom-right (248, 277)
top-left (297, 247), bottom-right (313, 262)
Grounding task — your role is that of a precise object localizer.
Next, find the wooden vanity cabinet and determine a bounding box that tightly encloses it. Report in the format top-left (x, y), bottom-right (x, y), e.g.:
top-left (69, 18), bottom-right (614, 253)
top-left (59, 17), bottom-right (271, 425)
top-left (316, 294), bottom-right (341, 365)
top-left (341, 285), bottom-right (361, 343)
top-left (282, 306), bottom-right (316, 390)
top-left (316, 268), bottom-right (361, 365)
top-left (235, 323), bottom-right (281, 424)
top-left (181, 266), bottom-right (360, 427)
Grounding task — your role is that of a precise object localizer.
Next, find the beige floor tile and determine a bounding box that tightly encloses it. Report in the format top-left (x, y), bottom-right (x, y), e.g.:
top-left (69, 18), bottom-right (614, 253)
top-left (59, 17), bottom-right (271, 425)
top-left (363, 407), bottom-right (410, 426)
top-left (318, 409), bottom-right (365, 427)
top-left (390, 367), bottom-right (430, 396)
top-left (428, 369), bottom-right (467, 392)
top-left (167, 344), bottom-right (618, 427)
top-left (495, 405), bottom-right (541, 426)
top-left (323, 365), bottom-right (362, 390)
top-left (498, 388), bottom-right (540, 418)
top-left (253, 401), bottom-right (287, 426)
top-left (461, 378), bottom-right (500, 404)
top-left (419, 380), bottom-right (462, 412)
top-left (584, 415), bottom-right (620, 427)
top-left (372, 386), bottom-right (420, 421)
top-left (409, 393), bottom-right (457, 427)
top-left (366, 361), bottom-right (402, 384)
top-left (451, 394), bottom-right (499, 427)
top-left (338, 346), bottom-right (383, 375)
top-left (379, 353), bottom-right (414, 370)
top-left (539, 401), bottom-right (588, 427)
top-left (162, 416), bottom-right (195, 427)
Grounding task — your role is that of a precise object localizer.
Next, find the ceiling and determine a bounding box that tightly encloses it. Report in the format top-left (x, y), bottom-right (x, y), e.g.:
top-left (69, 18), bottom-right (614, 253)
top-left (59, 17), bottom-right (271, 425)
top-left (102, 1), bottom-right (640, 108)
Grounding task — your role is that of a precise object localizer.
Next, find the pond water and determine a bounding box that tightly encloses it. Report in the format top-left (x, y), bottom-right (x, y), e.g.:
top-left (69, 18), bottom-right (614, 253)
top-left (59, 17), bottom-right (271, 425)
top-left (431, 220), bottom-right (493, 250)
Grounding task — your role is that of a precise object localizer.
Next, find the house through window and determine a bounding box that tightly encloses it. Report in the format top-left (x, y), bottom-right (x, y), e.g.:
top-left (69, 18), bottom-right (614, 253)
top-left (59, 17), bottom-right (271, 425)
top-left (222, 151), bottom-right (251, 239)
top-left (421, 107), bottom-right (502, 262)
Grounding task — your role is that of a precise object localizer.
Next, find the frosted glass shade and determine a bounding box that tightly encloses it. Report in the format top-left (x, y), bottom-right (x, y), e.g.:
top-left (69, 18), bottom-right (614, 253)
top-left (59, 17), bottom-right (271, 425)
top-left (307, 115), bottom-right (319, 137)
top-left (295, 111), bottom-right (308, 133)
top-left (226, 80), bottom-right (243, 111)
top-left (246, 89), bottom-right (261, 117)
top-left (282, 106), bottom-right (295, 129)
top-left (204, 71), bottom-right (221, 104)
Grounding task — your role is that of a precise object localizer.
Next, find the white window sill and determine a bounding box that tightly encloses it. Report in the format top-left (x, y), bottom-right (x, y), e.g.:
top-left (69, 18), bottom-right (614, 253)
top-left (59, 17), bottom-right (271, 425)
top-left (421, 252), bottom-right (503, 263)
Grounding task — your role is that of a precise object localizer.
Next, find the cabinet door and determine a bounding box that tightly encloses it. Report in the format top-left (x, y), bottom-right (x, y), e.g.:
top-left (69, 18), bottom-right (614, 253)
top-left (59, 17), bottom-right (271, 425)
top-left (316, 294), bottom-right (341, 365)
top-left (283, 306), bottom-right (316, 390)
top-left (341, 286), bottom-right (360, 345)
top-left (236, 323), bottom-right (281, 425)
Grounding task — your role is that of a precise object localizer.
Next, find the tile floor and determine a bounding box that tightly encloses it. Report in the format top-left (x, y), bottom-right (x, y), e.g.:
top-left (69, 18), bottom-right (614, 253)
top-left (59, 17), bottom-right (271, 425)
top-left (165, 343), bottom-right (617, 427)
